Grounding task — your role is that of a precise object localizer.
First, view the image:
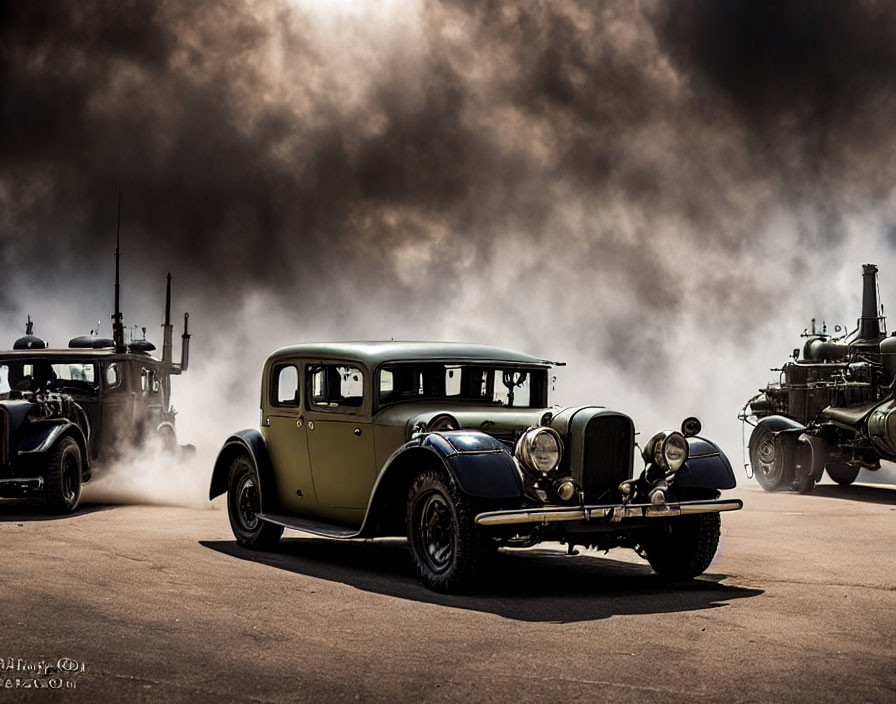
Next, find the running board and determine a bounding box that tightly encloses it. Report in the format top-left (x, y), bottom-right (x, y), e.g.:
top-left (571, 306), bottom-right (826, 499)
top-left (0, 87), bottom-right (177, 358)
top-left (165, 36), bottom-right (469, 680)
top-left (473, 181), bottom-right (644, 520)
top-left (257, 513), bottom-right (361, 539)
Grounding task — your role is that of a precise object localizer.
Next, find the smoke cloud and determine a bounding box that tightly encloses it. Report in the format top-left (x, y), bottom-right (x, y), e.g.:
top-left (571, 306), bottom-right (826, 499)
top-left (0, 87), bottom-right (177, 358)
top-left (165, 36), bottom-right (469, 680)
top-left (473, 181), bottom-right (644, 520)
top-left (3, 0), bottom-right (896, 496)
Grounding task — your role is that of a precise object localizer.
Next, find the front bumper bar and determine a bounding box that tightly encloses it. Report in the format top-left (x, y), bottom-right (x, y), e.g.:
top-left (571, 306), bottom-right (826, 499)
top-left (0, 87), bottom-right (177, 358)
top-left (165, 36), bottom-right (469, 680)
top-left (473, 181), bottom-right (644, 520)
top-left (474, 498), bottom-right (743, 527)
top-left (0, 476), bottom-right (44, 495)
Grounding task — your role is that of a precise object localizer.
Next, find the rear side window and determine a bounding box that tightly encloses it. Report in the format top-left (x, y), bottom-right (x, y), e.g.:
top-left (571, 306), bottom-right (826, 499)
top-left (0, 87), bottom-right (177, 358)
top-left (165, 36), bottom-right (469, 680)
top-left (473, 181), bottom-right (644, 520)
top-left (105, 363), bottom-right (120, 388)
top-left (272, 364), bottom-right (299, 407)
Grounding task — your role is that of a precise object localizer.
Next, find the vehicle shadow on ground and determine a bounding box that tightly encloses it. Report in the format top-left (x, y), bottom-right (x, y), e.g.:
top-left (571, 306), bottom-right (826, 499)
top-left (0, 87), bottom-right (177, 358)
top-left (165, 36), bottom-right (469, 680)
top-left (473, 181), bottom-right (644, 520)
top-left (201, 538), bottom-right (762, 623)
top-left (0, 499), bottom-right (115, 522)
top-left (809, 484), bottom-right (896, 505)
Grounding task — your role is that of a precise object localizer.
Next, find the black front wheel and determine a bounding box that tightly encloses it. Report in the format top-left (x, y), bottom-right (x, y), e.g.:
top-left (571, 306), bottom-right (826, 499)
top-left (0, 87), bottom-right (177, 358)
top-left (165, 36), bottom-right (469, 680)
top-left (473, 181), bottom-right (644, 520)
top-left (641, 513), bottom-right (721, 579)
top-left (826, 462), bottom-right (860, 486)
top-left (44, 436), bottom-right (82, 514)
top-left (749, 425), bottom-right (792, 491)
top-left (406, 469), bottom-right (487, 593)
top-left (227, 456), bottom-right (283, 549)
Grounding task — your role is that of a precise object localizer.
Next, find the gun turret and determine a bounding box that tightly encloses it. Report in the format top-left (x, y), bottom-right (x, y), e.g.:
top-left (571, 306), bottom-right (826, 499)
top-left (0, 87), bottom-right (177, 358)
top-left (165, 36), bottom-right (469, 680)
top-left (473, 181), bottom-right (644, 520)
top-left (14, 315), bottom-right (47, 350)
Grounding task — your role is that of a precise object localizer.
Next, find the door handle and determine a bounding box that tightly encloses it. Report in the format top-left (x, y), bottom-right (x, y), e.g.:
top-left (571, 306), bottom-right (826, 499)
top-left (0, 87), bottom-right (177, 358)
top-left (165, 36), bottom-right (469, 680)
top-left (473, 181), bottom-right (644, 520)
top-left (296, 415), bottom-right (304, 429)
top-left (354, 427), bottom-right (362, 437)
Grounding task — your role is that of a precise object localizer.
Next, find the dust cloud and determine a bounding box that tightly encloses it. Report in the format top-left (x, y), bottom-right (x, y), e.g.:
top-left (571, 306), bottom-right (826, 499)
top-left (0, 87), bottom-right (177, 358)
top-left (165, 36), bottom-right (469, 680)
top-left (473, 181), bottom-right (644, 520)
top-left (4, 1), bottom-right (896, 499)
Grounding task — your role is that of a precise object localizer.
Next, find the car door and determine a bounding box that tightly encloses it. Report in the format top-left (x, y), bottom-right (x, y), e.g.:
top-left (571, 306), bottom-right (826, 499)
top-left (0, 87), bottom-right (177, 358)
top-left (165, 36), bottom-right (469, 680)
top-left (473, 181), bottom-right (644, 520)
top-left (303, 361), bottom-right (376, 526)
top-left (262, 360), bottom-right (317, 514)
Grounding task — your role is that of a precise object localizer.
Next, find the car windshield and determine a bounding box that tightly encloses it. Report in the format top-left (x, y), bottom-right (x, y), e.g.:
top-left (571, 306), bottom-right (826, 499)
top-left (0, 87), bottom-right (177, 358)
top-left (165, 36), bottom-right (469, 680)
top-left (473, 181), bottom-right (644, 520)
top-left (0, 360), bottom-right (98, 394)
top-left (378, 363), bottom-right (548, 408)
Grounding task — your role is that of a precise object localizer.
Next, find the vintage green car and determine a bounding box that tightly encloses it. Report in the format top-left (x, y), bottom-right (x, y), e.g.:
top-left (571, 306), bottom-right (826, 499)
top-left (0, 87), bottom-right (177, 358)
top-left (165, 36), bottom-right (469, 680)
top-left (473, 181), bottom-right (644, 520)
top-left (209, 342), bottom-right (741, 592)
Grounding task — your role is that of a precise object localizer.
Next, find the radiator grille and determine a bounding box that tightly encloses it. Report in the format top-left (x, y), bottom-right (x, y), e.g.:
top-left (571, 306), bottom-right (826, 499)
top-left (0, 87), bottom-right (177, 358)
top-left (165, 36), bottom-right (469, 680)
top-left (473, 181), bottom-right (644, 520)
top-left (582, 415), bottom-right (634, 500)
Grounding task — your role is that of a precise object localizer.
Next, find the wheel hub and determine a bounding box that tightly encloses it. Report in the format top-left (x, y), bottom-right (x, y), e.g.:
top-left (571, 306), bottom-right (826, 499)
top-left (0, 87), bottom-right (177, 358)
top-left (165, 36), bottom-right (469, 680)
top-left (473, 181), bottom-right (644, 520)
top-left (62, 453), bottom-right (79, 503)
top-left (756, 435), bottom-right (776, 474)
top-left (418, 493), bottom-right (455, 573)
top-left (236, 475), bottom-right (260, 531)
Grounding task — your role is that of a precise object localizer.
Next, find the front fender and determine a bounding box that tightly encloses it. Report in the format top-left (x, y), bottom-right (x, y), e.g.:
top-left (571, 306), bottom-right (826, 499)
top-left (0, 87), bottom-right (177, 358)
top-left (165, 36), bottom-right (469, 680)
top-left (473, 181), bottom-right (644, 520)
top-left (209, 429), bottom-right (279, 513)
top-left (17, 420), bottom-right (90, 471)
top-left (672, 436), bottom-right (736, 490)
top-left (359, 430), bottom-right (523, 538)
top-left (417, 431), bottom-right (523, 499)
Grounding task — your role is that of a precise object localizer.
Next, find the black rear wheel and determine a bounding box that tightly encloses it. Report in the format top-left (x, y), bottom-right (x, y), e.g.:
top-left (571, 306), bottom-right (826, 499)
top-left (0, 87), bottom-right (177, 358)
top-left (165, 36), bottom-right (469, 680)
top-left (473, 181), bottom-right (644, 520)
top-left (227, 456), bottom-right (283, 549)
top-left (749, 425), bottom-right (792, 491)
top-left (826, 462), bottom-right (860, 486)
top-left (641, 513), bottom-right (721, 579)
top-left (406, 469), bottom-right (487, 593)
top-left (44, 436), bottom-right (82, 514)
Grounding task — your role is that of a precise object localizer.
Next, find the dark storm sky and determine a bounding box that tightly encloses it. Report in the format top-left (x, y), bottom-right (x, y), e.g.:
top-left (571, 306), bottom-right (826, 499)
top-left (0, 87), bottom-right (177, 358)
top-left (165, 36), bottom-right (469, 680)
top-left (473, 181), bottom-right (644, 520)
top-left (2, 0), bottom-right (896, 448)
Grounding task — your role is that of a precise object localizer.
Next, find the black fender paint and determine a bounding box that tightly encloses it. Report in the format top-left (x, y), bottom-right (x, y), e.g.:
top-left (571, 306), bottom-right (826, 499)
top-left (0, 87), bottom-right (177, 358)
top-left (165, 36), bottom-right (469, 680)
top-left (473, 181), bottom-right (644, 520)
top-left (208, 429), bottom-right (280, 513)
top-left (380, 430), bottom-right (523, 501)
top-left (16, 420), bottom-right (90, 473)
top-left (673, 436), bottom-right (737, 490)
top-left (356, 430), bottom-right (523, 538)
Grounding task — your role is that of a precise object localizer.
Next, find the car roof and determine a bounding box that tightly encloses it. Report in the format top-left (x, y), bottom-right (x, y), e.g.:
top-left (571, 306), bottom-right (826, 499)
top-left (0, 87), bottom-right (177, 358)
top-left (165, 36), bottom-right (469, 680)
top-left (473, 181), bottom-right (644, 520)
top-left (0, 348), bottom-right (156, 362)
top-left (268, 341), bottom-right (556, 367)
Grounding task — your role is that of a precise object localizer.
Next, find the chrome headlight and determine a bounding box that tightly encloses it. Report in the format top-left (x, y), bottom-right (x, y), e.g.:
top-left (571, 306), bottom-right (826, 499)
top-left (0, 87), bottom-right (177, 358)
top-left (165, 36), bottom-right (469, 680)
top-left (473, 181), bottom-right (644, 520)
top-left (644, 430), bottom-right (689, 473)
top-left (515, 426), bottom-right (563, 475)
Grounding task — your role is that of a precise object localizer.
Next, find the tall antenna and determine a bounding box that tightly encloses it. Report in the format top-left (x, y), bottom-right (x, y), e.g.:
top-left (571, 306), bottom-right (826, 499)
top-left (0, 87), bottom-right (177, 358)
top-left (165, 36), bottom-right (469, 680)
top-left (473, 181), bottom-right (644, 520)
top-left (112, 190), bottom-right (125, 353)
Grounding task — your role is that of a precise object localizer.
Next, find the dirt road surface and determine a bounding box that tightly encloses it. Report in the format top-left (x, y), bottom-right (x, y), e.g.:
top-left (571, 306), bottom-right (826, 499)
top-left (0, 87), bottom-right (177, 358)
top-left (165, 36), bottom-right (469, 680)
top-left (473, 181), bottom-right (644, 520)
top-left (1, 482), bottom-right (895, 703)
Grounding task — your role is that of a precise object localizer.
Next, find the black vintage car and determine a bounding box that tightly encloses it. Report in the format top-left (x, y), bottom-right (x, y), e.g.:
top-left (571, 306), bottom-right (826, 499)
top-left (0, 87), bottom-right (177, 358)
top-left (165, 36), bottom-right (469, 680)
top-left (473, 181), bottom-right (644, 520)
top-left (742, 264), bottom-right (896, 493)
top-left (0, 268), bottom-right (191, 513)
top-left (210, 341), bottom-right (741, 592)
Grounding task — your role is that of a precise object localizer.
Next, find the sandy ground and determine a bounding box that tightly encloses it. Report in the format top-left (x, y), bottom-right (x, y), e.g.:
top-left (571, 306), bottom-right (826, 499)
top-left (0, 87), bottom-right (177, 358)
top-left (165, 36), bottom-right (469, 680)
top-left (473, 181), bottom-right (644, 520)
top-left (1, 483), bottom-right (895, 703)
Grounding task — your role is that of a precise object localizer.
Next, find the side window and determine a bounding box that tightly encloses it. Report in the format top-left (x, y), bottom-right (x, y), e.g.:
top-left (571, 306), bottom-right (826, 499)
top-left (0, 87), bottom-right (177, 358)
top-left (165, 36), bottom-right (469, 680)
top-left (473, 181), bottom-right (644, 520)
top-left (105, 363), bottom-right (120, 388)
top-left (308, 364), bottom-right (365, 410)
top-left (272, 364), bottom-right (299, 407)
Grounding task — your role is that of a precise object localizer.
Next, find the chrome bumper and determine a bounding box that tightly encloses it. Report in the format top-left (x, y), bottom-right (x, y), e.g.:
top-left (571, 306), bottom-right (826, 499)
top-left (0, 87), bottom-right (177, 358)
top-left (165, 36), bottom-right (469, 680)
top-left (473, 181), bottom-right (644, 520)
top-left (474, 498), bottom-right (743, 527)
top-left (0, 476), bottom-right (44, 491)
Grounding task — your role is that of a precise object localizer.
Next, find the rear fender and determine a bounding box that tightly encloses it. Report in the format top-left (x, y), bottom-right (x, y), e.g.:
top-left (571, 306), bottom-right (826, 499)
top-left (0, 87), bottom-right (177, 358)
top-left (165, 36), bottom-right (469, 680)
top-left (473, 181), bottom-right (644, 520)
top-left (360, 431), bottom-right (523, 537)
top-left (673, 436), bottom-right (736, 490)
top-left (209, 430), bottom-right (279, 513)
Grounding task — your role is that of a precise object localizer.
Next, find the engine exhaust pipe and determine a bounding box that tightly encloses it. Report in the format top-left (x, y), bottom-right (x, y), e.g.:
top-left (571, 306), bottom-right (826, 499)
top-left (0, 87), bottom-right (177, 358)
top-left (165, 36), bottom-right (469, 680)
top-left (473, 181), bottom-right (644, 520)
top-left (858, 263), bottom-right (882, 341)
top-left (161, 272), bottom-right (174, 366)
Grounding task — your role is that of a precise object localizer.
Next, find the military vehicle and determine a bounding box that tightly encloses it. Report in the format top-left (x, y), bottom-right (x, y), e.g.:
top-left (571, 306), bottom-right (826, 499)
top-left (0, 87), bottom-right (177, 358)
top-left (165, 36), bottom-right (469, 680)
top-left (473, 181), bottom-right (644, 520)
top-left (742, 263), bottom-right (896, 493)
top-left (0, 219), bottom-right (192, 513)
top-left (210, 342), bottom-right (741, 592)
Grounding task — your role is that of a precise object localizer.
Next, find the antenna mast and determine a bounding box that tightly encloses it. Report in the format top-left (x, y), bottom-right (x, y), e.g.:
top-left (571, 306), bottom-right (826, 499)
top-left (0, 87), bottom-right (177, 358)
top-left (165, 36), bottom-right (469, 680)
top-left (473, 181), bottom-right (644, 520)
top-left (162, 272), bottom-right (173, 367)
top-left (112, 191), bottom-right (125, 353)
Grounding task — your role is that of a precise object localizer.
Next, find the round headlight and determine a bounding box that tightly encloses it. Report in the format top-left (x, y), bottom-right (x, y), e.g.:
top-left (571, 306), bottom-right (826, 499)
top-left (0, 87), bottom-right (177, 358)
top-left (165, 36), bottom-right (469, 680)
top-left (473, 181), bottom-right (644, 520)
top-left (515, 427), bottom-right (563, 475)
top-left (645, 430), bottom-right (689, 473)
top-left (661, 432), bottom-right (688, 471)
